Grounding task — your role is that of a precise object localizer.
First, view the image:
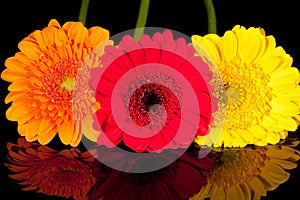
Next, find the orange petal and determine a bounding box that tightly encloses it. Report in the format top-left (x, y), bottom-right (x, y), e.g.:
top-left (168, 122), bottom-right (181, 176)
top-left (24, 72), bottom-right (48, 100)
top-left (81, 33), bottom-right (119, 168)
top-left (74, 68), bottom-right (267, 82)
top-left (1, 69), bottom-right (24, 82)
top-left (54, 29), bottom-right (69, 47)
top-left (4, 57), bottom-right (27, 73)
top-left (86, 27), bottom-right (109, 47)
top-left (48, 19), bottom-right (61, 28)
top-left (37, 126), bottom-right (57, 145)
top-left (4, 92), bottom-right (26, 104)
top-left (18, 41), bottom-right (42, 60)
top-left (66, 22), bottom-right (88, 45)
top-left (7, 79), bottom-right (29, 92)
top-left (36, 118), bottom-right (57, 137)
top-left (58, 119), bottom-right (75, 145)
top-left (33, 30), bottom-right (48, 50)
top-left (6, 101), bottom-right (31, 121)
top-left (42, 26), bottom-right (56, 46)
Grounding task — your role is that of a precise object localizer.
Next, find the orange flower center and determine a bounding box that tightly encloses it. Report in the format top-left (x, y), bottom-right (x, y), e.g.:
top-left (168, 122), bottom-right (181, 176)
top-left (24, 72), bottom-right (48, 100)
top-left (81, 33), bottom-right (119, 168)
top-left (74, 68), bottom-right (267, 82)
top-left (43, 59), bottom-right (80, 105)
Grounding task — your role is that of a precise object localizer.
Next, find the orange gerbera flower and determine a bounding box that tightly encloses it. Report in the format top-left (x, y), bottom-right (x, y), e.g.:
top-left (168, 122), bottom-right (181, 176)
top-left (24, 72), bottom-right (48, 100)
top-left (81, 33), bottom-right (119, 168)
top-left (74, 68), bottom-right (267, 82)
top-left (5, 137), bottom-right (97, 200)
top-left (1, 19), bottom-right (109, 146)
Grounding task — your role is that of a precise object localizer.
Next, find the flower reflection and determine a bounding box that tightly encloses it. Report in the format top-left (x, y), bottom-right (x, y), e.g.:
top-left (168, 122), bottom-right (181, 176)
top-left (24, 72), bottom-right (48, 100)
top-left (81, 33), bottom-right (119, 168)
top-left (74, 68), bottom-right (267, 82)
top-left (191, 135), bottom-right (300, 200)
top-left (5, 137), bottom-right (96, 200)
top-left (87, 144), bottom-right (214, 200)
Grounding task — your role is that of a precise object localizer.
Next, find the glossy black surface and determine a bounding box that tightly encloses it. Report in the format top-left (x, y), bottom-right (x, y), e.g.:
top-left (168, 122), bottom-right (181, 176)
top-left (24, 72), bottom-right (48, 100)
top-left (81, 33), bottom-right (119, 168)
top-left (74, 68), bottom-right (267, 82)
top-left (1, 0), bottom-right (300, 199)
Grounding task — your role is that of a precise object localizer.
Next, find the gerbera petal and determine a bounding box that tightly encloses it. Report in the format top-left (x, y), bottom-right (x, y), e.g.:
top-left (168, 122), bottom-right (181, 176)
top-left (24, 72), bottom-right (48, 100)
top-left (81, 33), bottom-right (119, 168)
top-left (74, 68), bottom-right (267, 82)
top-left (86, 27), bottom-right (109, 47)
top-left (270, 158), bottom-right (298, 169)
top-left (223, 30), bottom-right (237, 62)
top-left (66, 22), bottom-right (88, 45)
top-left (192, 140), bottom-right (300, 200)
top-left (93, 29), bottom-right (214, 152)
top-left (226, 186), bottom-right (248, 200)
top-left (58, 119), bottom-right (75, 145)
top-left (37, 127), bottom-right (57, 145)
top-left (192, 35), bottom-right (222, 65)
top-left (247, 177), bottom-right (267, 196)
top-left (259, 162), bottom-right (290, 190)
top-left (271, 114), bottom-right (298, 131)
top-left (48, 19), bottom-right (61, 28)
top-left (192, 25), bottom-right (300, 147)
top-left (18, 41), bottom-right (42, 60)
top-left (1, 19), bottom-right (110, 146)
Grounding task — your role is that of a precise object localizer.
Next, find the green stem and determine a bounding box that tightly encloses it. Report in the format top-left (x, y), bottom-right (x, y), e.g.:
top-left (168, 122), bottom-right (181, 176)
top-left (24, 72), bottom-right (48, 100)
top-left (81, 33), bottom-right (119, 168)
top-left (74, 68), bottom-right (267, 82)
top-left (203, 0), bottom-right (217, 33)
top-left (78, 0), bottom-right (90, 25)
top-left (134, 0), bottom-right (150, 41)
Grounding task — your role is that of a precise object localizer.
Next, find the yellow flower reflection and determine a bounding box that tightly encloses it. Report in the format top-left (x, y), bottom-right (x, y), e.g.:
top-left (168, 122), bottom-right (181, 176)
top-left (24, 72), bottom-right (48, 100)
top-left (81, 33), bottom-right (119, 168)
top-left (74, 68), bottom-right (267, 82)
top-left (191, 135), bottom-right (300, 200)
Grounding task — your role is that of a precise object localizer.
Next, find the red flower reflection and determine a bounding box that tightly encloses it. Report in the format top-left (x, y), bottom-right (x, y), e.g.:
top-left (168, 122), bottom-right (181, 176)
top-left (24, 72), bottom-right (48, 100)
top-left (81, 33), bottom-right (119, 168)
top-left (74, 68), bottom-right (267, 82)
top-left (87, 144), bottom-right (214, 200)
top-left (91, 30), bottom-right (215, 152)
top-left (5, 137), bottom-right (96, 200)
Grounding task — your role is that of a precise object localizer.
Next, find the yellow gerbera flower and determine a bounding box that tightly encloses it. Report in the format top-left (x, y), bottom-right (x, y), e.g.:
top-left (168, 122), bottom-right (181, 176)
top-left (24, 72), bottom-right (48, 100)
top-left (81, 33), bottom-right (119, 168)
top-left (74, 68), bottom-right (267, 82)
top-left (1, 19), bottom-right (109, 146)
top-left (192, 25), bottom-right (300, 147)
top-left (191, 136), bottom-right (300, 200)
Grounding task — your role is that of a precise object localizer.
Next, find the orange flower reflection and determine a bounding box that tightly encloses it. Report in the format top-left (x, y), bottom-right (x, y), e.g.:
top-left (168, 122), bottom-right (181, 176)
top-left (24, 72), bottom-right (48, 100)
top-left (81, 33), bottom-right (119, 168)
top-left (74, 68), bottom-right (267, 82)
top-left (4, 137), bottom-right (97, 200)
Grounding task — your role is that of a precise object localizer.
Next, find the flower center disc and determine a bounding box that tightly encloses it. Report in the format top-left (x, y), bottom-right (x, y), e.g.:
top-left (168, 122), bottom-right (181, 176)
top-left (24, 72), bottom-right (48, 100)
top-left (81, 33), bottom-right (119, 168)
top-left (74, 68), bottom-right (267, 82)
top-left (225, 85), bottom-right (244, 107)
top-left (128, 83), bottom-right (180, 130)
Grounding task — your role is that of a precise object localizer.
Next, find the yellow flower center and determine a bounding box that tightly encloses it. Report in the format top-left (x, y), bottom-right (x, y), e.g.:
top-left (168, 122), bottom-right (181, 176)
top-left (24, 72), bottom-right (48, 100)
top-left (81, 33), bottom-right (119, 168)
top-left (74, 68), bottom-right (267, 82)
top-left (220, 61), bottom-right (273, 130)
top-left (205, 147), bottom-right (268, 191)
top-left (225, 85), bottom-right (244, 107)
top-left (219, 150), bottom-right (237, 163)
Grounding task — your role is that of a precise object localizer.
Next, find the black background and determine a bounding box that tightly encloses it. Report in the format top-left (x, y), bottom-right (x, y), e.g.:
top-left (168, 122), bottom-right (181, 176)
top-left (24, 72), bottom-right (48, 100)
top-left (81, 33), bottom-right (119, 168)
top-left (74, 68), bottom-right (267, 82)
top-left (1, 0), bottom-right (300, 199)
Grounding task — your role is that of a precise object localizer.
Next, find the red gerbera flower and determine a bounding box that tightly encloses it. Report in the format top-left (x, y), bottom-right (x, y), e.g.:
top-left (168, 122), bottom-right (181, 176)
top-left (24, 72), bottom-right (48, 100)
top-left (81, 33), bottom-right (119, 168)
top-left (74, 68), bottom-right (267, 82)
top-left (87, 144), bottom-right (214, 200)
top-left (5, 137), bottom-right (97, 200)
top-left (89, 29), bottom-right (216, 152)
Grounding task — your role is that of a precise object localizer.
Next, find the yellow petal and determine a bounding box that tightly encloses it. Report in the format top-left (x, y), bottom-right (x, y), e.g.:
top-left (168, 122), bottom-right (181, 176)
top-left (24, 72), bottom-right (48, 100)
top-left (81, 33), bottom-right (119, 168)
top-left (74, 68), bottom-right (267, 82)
top-left (191, 183), bottom-right (211, 200)
top-left (210, 186), bottom-right (226, 200)
top-left (270, 98), bottom-right (300, 117)
top-left (259, 161), bottom-right (290, 190)
top-left (226, 185), bottom-right (249, 200)
top-left (270, 158), bottom-right (297, 170)
top-left (270, 114), bottom-right (298, 131)
top-left (192, 34), bottom-right (222, 65)
top-left (265, 131), bottom-right (281, 144)
top-left (223, 30), bottom-right (237, 62)
top-left (247, 177), bottom-right (267, 196)
top-left (236, 27), bottom-right (263, 63)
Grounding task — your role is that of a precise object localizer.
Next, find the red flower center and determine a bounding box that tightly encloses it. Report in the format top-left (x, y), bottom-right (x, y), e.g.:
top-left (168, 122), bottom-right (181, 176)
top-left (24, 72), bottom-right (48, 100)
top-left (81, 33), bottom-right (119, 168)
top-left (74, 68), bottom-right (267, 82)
top-left (124, 73), bottom-right (181, 131)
